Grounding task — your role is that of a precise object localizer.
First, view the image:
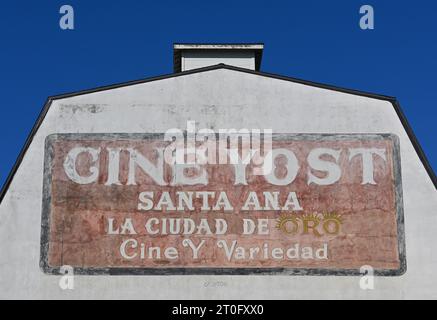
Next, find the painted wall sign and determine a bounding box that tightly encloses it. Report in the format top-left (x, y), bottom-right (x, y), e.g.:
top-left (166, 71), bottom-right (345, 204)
top-left (40, 133), bottom-right (406, 276)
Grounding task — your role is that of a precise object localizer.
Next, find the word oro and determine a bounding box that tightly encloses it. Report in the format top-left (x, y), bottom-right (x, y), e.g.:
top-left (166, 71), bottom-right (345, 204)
top-left (276, 212), bottom-right (343, 237)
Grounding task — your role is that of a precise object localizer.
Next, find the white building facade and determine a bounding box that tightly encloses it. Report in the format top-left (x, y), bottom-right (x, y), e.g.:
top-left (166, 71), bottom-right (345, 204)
top-left (0, 44), bottom-right (436, 299)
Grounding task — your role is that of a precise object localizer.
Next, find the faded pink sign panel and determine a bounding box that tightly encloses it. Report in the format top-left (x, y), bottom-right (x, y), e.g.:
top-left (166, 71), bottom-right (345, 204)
top-left (40, 133), bottom-right (405, 276)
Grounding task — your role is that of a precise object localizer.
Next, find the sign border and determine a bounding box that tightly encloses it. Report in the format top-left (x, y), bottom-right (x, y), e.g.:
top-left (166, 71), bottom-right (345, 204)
top-left (40, 133), bottom-right (406, 276)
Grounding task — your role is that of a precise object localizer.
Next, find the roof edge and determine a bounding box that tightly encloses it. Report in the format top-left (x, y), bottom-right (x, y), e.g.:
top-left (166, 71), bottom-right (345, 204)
top-left (391, 100), bottom-right (437, 189)
top-left (173, 43), bottom-right (265, 49)
top-left (48, 64), bottom-right (396, 102)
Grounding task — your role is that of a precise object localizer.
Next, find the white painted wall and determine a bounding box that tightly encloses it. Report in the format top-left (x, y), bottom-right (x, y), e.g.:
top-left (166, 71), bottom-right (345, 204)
top-left (0, 68), bottom-right (436, 299)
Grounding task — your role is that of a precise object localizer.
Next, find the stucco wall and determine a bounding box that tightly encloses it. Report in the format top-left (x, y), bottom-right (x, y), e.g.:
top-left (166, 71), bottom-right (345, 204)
top-left (0, 68), bottom-right (436, 299)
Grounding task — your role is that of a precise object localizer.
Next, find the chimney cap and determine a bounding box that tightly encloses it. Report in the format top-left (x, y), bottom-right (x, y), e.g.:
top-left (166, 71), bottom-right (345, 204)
top-left (173, 43), bottom-right (264, 73)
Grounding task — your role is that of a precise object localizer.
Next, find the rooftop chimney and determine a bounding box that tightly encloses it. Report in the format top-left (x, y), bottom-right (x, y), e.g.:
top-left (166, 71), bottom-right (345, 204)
top-left (173, 43), bottom-right (264, 73)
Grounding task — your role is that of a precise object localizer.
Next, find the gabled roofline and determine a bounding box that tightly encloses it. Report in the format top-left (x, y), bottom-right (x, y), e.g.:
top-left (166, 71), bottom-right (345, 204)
top-left (0, 64), bottom-right (435, 205)
top-left (47, 63), bottom-right (395, 101)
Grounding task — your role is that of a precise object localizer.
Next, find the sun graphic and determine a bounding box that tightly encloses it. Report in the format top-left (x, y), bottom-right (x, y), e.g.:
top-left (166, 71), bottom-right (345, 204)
top-left (322, 212), bottom-right (343, 235)
top-left (275, 214), bottom-right (300, 235)
top-left (322, 212), bottom-right (343, 224)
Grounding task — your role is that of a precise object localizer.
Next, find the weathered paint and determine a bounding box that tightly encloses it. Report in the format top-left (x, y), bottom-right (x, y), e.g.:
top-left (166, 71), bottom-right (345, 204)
top-left (0, 67), bottom-right (436, 299)
top-left (41, 133), bottom-right (405, 276)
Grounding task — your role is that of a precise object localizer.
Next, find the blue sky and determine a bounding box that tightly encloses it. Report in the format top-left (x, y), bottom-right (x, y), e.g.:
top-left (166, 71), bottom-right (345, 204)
top-left (0, 0), bottom-right (436, 186)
